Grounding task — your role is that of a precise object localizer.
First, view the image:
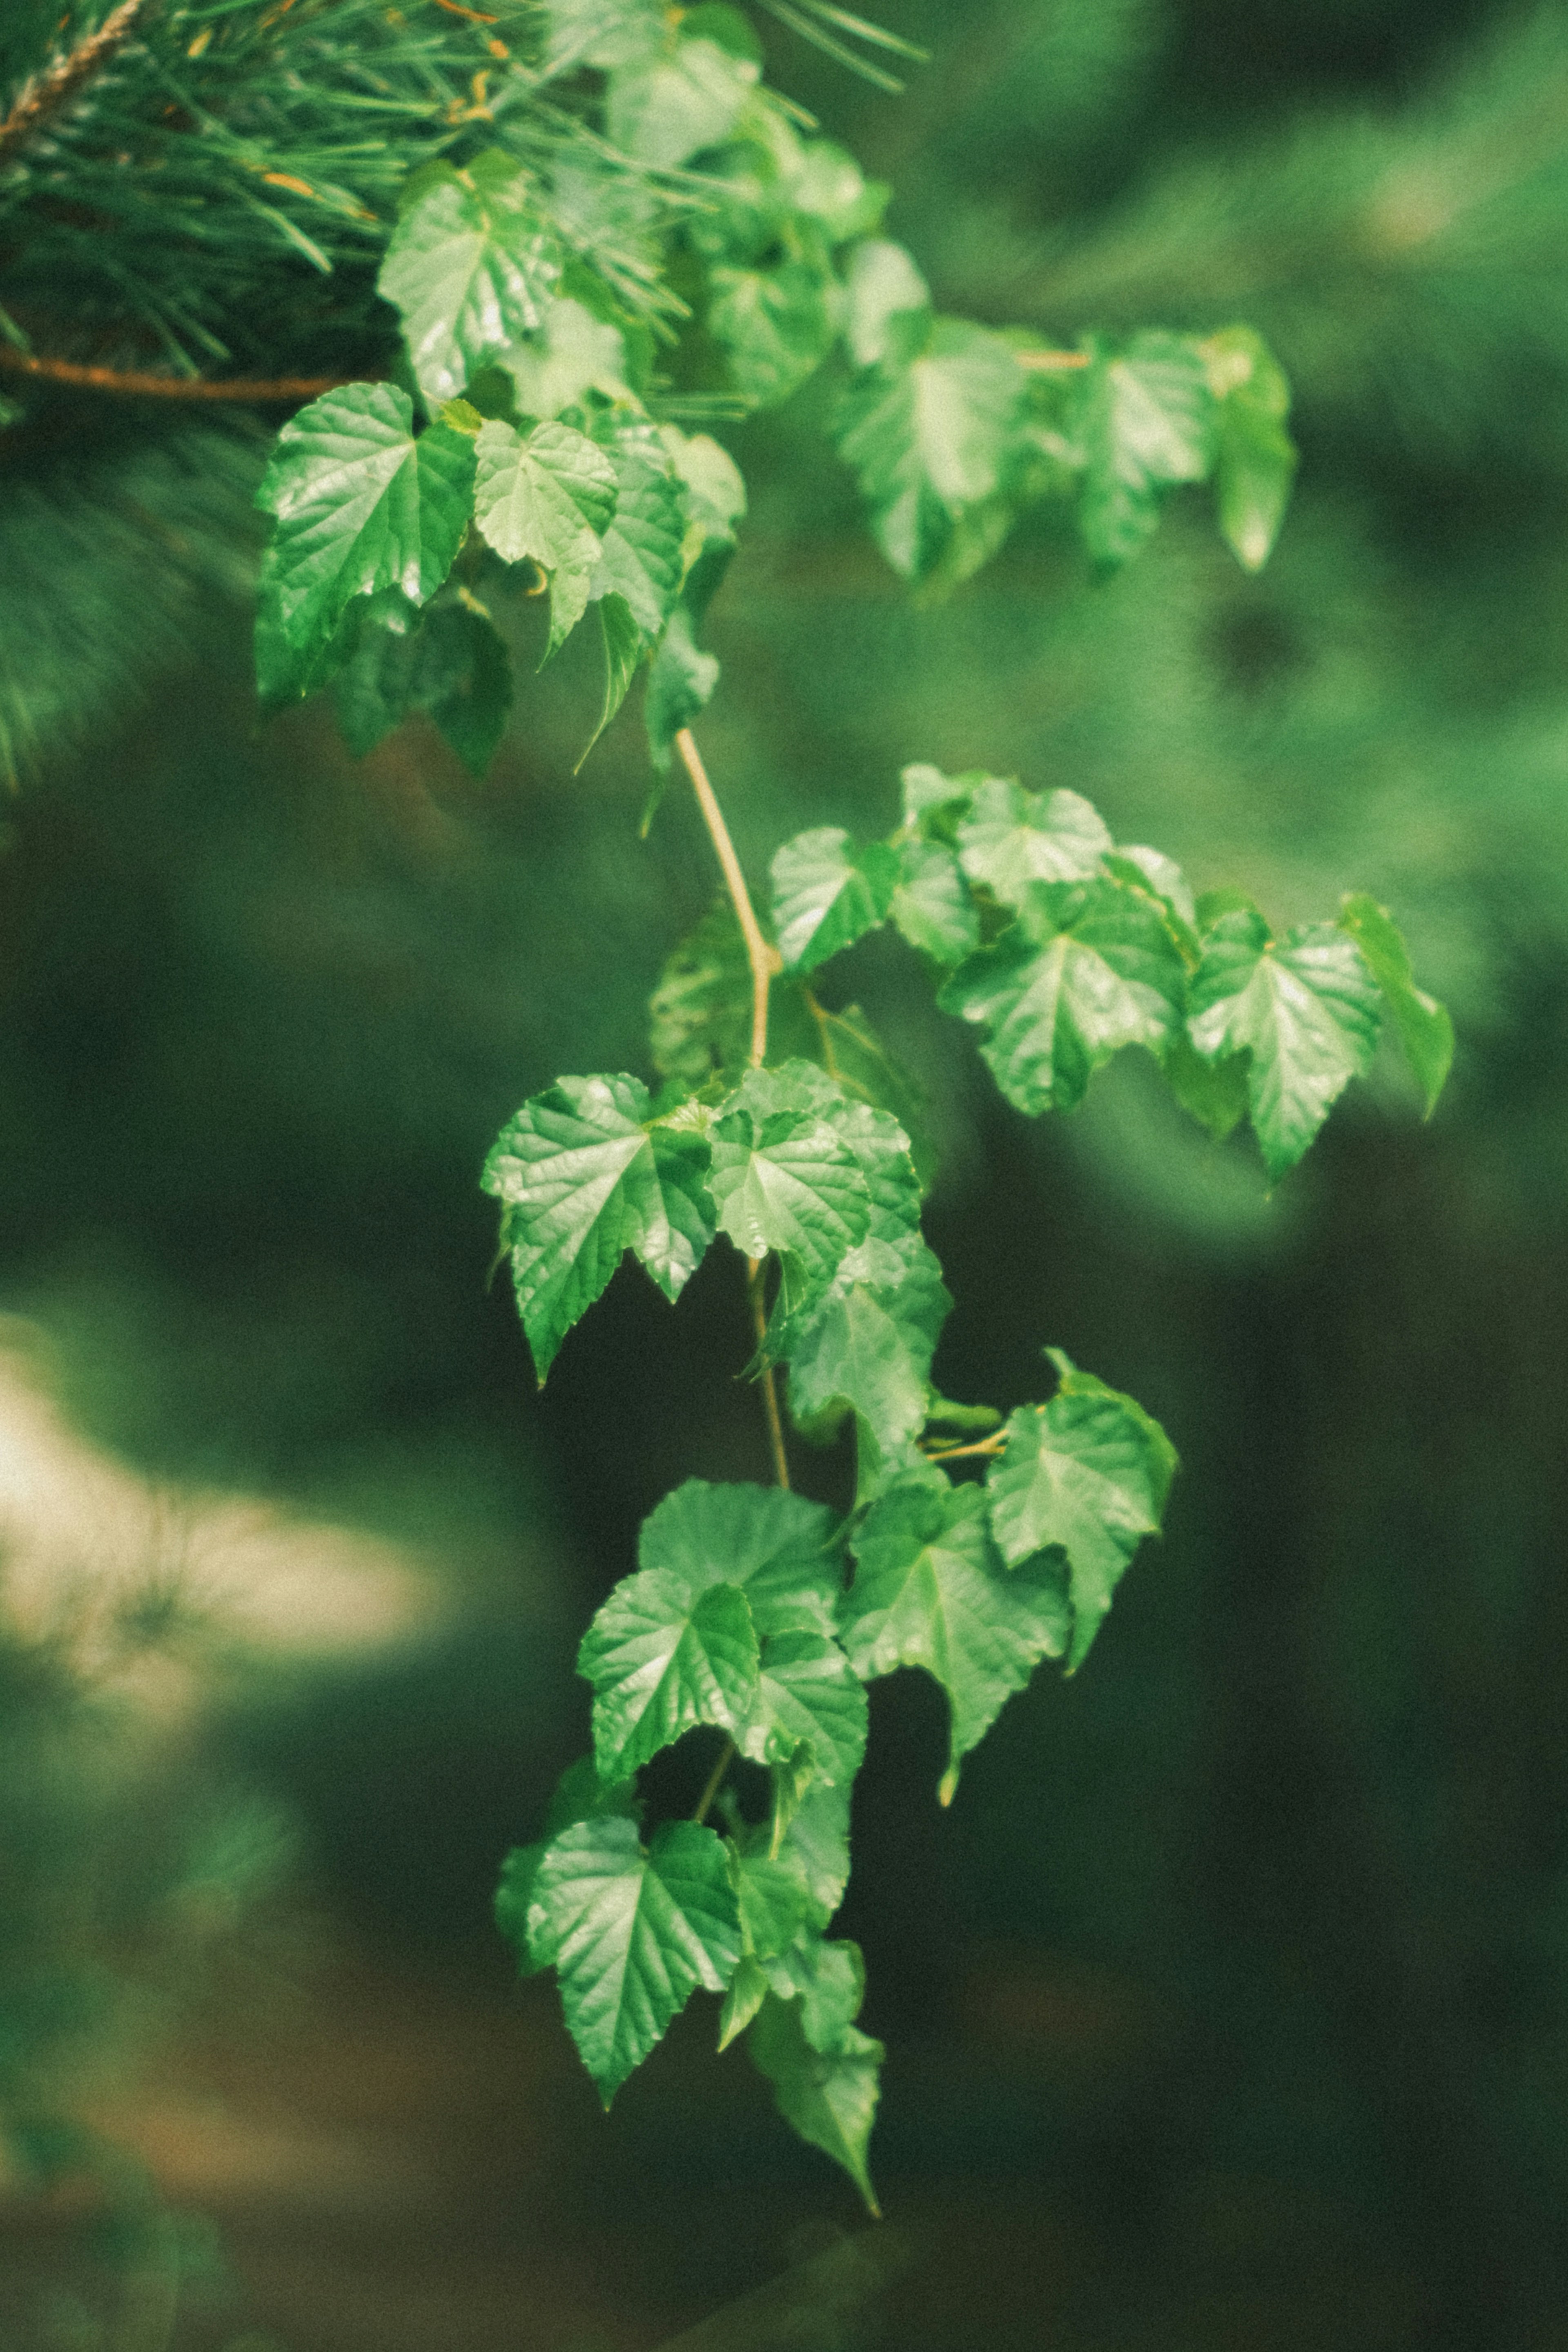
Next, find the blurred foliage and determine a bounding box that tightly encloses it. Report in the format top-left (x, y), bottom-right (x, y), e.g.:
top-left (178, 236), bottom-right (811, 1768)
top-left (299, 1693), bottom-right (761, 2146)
top-left (4, 0), bottom-right (1568, 2346)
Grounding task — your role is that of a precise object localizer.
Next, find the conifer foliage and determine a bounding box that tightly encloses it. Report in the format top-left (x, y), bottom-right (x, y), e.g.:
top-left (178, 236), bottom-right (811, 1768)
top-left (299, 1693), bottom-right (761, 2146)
top-left (0, 0), bottom-right (1454, 2208)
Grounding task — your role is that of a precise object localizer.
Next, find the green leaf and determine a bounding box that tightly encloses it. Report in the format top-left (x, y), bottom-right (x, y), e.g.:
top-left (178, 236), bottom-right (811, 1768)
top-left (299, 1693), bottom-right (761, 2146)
top-left (1203, 326), bottom-right (1297, 574)
top-left (707, 1063), bottom-right (873, 1305)
top-left (837, 317), bottom-right (1027, 582)
top-left (646, 606), bottom-right (721, 772)
top-left (379, 152), bottom-right (562, 408)
top-left (730, 1842), bottom-right (820, 1966)
top-left (760, 1931), bottom-right (866, 2045)
top-left (956, 777), bottom-right (1111, 905)
top-left (1338, 894), bottom-right (1454, 1118)
top-left (1187, 908), bottom-right (1383, 1181)
top-left (770, 827), bottom-right (898, 972)
top-left (472, 418), bottom-right (618, 655)
top-left (579, 1567), bottom-right (760, 1777)
top-left (588, 438), bottom-right (685, 641)
top-left (506, 294), bottom-right (630, 419)
top-left (987, 1350), bottom-right (1178, 1672)
top-left (718, 1953), bottom-right (772, 2050)
top-left (939, 878), bottom-right (1188, 1116)
top-left (661, 425), bottom-right (747, 559)
top-left (842, 237), bottom-right (930, 368)
top-left (900, 760), bottom-right (979, 835)
top-left (1163, 1033), bottom-right (1251, 1142)
top-left (528, 1815), bottom-right (741, 2103)
top-left (256, 385), bottom-right (476, 657)
top-left (333, 592), bottom-right (512, 777)
top-left (784, 1240), bottom-right (951, 1457)
top-left (1102, 844), bottom-right (1200, 958)
top-left (1078, 332), bottom-right (1217, 568)
top-left (608, 23), bottom-right (760, 168)
top-left (638, 1478), bottom-right (845, 1639)
top-left (750, 1980), bottom-right (883, 2215)
top-left (840, 1480), bottom-right (1072, 1801)
top-left (737, 1628), bottom-right (868, 1788)
top-left (576, 592), bottom-right (643, 768)
top-left (776, 1776), bottom-right (852, 1922)
top-left (649, 897), bottom-right (753, 1087)
top-left (708, 255), bottom-right (839, 406)
top-left (888, 838), bottom-right (978, 965)
top-left (482, 1072), bottom-right (716, 1380)
top-left (495, 1757), bottom-right (639, 1979)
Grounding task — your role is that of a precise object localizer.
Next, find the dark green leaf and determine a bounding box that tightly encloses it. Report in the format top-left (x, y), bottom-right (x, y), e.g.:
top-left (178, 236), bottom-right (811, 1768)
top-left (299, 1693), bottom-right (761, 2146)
top-left (770, 827), bottom-right (898, 972)
top-left (840, 1480), bottom-right (1072, 1801)
top-left (1187, 908), bottom-right (1383, 1180)
top-left (379, 151), bottom-right (562, 407)
top-left (1078, 332), bottom-right (1217, 568)
top-left (987, 1349), bottom-right (1178, 1671)
top-left (750, 1974), bottom-right (883, 2214)
top-left (482, 1072), bottom-right (716, 1380)
top-left (472, 417), bottom-right (618, 655)
top-left (1163, 1033), bottom-right (1251, 1141)
top-left (333, 592), bottom-right (513, 777)
top-left (939, 878), bottom-right (1188, 1115)
top-left (529, 1816), bottom-right (741, 2103)
top-left (578, 1567), bottom-right (760, 1777)
top-left (1338, 894), bottom-right (1454, 1118)
top-left (256, 386), bottom-right (475, 657)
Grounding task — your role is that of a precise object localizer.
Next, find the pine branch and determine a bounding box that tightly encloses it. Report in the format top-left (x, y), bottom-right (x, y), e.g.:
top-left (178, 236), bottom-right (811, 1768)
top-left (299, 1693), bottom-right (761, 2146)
top-left (0, 0), bottom-right (147, 171)
top-left (0, 346), bottom-right (353, 402)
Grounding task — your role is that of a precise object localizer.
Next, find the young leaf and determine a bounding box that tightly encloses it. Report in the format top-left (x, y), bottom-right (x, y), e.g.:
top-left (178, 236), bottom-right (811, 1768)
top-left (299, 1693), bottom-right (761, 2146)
top-left (840, 1480), bottom-right (1072, 1802)
top-left (579, 1566), bottom-right (760, 1777)
top-left (750, 1977), bottom-right (883, 2215)
top-left (987, 1350), bottom-right (1178, 1672)
top-left (506, 295), bottom-right (630, 420)
top-left (836, 317), bottom-right (1027, 582)
top-left (646, 606), bottom-right (722, 771)
top-left (638, 1478), bottom-right (845, 1639)
top-left (1078, 332), bottom-right (1217, 568)
top-left (939, 878), bottom-right (1187, 1116)
top-left (708, 255), bottom-right (839, 406)
top-left (1202, 326), bottom-right (1298, 574)
top-left (608, 16), bottom-right (761, 168)
top-left (1187, 908), bottom-right (1383, 1181)
top-left (473, 418), bottom-right (618, 654)
top-left (956, 778), bottom-right (1111, 905)
top-left (770, 827), bottom-right (899, 972)
top-left (1338, 894), bottom-right (1454, 1117)
top-left (528, 1815), bottom-right (741, 2104)
top-left (737, 1628), bottom-right (868, 1788)
top-left (843, 237), bottom-right (930, 368)
top-left (588, 438), bottom-right (685, 642)
top-left (379, 152), bottom-right (562, 407)
top-left (256, 386), bottom-right (476, 657)
top-left (889, 838), bottom-right (978, 964)
top-left (482, 1072), bottom-right (716, 1380)
top-left (707, 1063), bottom-right (873, 1302)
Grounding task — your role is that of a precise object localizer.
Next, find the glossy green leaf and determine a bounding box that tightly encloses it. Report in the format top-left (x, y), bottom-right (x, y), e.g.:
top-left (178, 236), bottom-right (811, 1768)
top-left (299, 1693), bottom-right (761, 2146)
top-left (579, 1566), bottom-right (760, 1777)
top-left (588, 438), bottom-right (685, 641)
top-left (1103, 843), bottom-right (1200, 957)
top-left (608, 22), bottom-right (760, 169)
top-left (379, 152), bottom-right (562, 407)
top-left (843, 237), bottom-right (930, 368)
top-left (638, 1477), bottom-right (845, 1639)
top-left (730, 1841), bottom-right (820, 1967)
top-left (256, 385), bottom-right (475, 656)
top-left (576, 592), bottom-right (643, 768)
top-left (836, 317), bottom-right (1027, 582)
top-left (737, 1628), bottom-right (868, 1787)
top-left (1338, 894), bottom-right (1454, 1117)
top-left (1078, 332), bottom-right (1216, 568)
top-left (1187, 908), bottom-right (1383, 1180)
top-left (840, 1480), bottom-right (1071, 1801)
top-left (987, 1350), bottom-right (1178, 1671)
top-left (1203, 325), bottom-right (1298, 573)
top-left (956, 777), bottom-right (1111, 905)
top-left (939, 878), bottom-right (1188, 1116)
top-left (888, 837), bottom-right (978, 964)
top-left (770, 827), bottom-right (898, 972)
top-left (528, 1815), bottom-right (741, 2103)
top-left (750, 1973), bottom-right (883, 2214)
top-left (718, 1953), bottom-right (772, 2050)
top-left (481, 1072), bottom-right (716, 1380)
top-left (495, 1757), bottom-right (639, 1978)
top-left (776, 1776), bottom-right (852, 1922)
top-left (707, 1063), bottom-right (873, 1304)
top-left (708, 256), bottom-right (838, 406)
top-left (472, 418), bottom-right (618, 654)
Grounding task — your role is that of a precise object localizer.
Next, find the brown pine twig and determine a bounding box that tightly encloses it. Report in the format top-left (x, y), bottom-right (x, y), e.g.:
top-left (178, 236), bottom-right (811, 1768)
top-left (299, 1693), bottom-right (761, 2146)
top-left (0, 0), bottom-right (149, 170)
top-left (0, 346), bottom-right (356, 403)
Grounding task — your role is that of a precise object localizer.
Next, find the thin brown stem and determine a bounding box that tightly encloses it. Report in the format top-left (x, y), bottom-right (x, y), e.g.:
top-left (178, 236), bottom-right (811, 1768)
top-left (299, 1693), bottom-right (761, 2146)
top-left (748, 1257), bottom-right (791, 1492)
top-left (0, 346), bottom-right (356, 403)
top-left (1015, 348), bottom-right (1091, 373)
top-left (0, 0), bottom-right (149, 169)
top-left (692, 1735), bottom-right (737, 1826)
top-left (675, 725), bottom-right (779, 1070)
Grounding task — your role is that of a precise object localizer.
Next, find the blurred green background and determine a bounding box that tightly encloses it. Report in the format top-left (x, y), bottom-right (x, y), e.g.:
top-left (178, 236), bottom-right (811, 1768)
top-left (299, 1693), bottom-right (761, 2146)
top-left (4, 2), bottom-right (1568, 2347)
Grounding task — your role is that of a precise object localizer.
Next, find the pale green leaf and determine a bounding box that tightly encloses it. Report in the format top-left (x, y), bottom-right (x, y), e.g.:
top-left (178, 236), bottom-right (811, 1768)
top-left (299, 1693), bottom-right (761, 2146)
top-left (481, 1071), bottom-right (716, 1380)
top-left (707, 1063), bottom-right (873, 1301)
top-left (638, 1477), bottom-right (845, 1639)
top-left (987, 1350), bottom-right (1178, 1671)
top-left (1078, 332), bottom-right (1217, 568)
top-left (576, 592), bottom-right (643, 768)
top-left (840, 1480), bottom-right (1071, 1801)
top-left (588, 439), bottom-right (685, 640)
top-left (256, 385), bottom-right (475, 655)
top-left (836, 317), bottom-right (1027, 581)
top-left (939, 878), bottom-right (1188, 1115)
top-left (506, 294), bottom-right (630, 419)
top-left (956, 777), bottom-right (1111, 904)
top-left (770, 827), bottom-right (898, 972)
top-left (888, 837), bottom-right (978, 965)
top-left (1338, 894), bottom-right (1454, 1118)
top-left (1203, 325), bottom-right (1298, 573)
top-left (472, 417), bottom-right (618, 654)
top-left (843, 237), bottom-right (930, 368)
top-left (495, 1756), bottom-right (638, 1979)
top-left (578, 1566), bottom-right (760, 1777)
top-left (608, 27), bottom-right (760, 169)
top-left (708, 256), bottom-right (838, 406)
top-left (528, 1815), bottom-right (741, 2102)
top-left (737, 1629), bottom-right (868, 1787)
top-left (379, 152), bottom-right (562, 407)
top-left (1187, 908), bottom-right (1383, 1181)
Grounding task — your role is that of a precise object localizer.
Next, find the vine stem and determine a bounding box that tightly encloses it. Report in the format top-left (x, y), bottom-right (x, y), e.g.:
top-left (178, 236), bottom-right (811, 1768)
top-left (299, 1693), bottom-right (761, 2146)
top-left (1015, 348), bottom-right (1091, 373)
top-left (692, 1736), bottom-right (735, 1829)
top-left (921, 1436), bottom-right (1005, 1462)
top-left (674, 726), bottom-right (778, 1072)
top-left (0, 0), bottom-right (147, 169)
top-left (0, 347), bottom-right (355, 402)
